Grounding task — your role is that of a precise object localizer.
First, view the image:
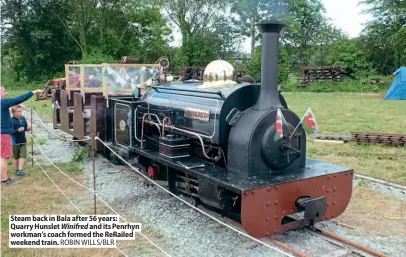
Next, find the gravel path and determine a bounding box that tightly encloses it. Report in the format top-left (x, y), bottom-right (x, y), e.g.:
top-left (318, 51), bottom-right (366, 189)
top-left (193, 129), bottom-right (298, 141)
top-left (25, 108), bottom-right (406, 257)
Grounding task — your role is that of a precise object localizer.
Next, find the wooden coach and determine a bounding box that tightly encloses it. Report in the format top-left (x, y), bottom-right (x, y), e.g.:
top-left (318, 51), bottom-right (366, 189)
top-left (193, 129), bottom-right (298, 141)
top-left (52, 63), bottom-right (160, 151)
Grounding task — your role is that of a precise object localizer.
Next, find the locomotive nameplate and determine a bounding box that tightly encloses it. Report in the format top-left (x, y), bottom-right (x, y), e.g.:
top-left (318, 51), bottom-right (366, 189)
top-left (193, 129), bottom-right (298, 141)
top-left (184, 107), bottom-right (210, 121)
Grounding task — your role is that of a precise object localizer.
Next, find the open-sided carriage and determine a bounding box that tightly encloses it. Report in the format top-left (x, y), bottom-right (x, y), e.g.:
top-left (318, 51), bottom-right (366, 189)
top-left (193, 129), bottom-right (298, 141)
top-left (52, 62), bottom-right (164, 150)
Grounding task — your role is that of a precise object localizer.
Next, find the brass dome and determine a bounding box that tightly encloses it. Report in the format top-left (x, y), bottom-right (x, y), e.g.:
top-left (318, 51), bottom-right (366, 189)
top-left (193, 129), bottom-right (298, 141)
top-left (198, 60), bottom-right (236, 89)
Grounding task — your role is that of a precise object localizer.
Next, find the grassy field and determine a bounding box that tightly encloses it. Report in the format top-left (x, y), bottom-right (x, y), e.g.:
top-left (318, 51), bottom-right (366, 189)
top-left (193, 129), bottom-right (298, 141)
top-left (283, 92), bottom-right (406, 184)
top-left (284, 92), bottom-right (405, 133)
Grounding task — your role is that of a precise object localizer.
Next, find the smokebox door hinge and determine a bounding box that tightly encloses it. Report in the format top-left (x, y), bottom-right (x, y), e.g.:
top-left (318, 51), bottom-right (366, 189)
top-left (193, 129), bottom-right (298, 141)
top-left (226, 108), bottom-right (243, 126)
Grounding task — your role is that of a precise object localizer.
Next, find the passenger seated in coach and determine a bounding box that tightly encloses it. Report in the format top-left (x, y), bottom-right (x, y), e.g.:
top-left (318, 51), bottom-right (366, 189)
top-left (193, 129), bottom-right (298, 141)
top-left (240, 75), bottom-right (255, 85)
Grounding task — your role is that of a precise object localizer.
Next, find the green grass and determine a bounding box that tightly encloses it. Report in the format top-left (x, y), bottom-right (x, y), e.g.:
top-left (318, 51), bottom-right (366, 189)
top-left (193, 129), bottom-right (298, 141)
top-left (283, 92), bottom-right (406, 184)
top-left (6, 89), bottom-right (53, 118)
top-left (284, 92), bottom-right (406, 133)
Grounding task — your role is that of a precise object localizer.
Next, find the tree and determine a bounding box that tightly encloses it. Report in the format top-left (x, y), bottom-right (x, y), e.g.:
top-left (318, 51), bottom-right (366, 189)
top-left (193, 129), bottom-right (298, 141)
top-left (309, 19), bottom-right (346, 66)
top-left (1, 0), bottom-right (172, 81)
top-left (359, 0), bottom-right (406, 74)
top-left (247, 45), bottom-right (290, 83)
top-left (326, 39), bottom-right (371, 77)
top-left (282, 0), bottom-right (326, 66)
top-left (231, 0), bottom-right (288, 57)
top-left (161, 0), bottom-right (238, 66)
top-left (50, 0), bottom-right (171, 60)
top-left (1, 0), bottom-right (80, 80)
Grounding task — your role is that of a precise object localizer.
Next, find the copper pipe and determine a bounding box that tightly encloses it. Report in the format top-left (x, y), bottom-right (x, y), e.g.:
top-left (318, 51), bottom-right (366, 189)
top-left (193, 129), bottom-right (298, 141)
top-left (141, 113), bottom-right (163, 147)
top-left (167, 125), bottom-right (214, 160)
top-left (152, 123), bottom-right (162, 137)
top-left (145, 112), bottom-right (162, 125)
top-left (162, 117), bottom-right (171, 137)
top-left (145, 116), bottom-right (223, 163)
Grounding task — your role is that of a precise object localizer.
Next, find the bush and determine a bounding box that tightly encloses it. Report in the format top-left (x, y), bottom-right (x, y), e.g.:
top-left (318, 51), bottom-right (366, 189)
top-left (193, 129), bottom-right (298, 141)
top-left (80, 50), bottom-right (117, 64)
top-left (281, 73), bottom-right (392, 93)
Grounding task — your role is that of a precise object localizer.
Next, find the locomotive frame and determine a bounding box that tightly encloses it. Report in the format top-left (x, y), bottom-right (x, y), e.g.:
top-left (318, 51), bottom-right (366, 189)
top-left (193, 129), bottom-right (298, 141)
top-left (52, 20), bottom-right (353, 238)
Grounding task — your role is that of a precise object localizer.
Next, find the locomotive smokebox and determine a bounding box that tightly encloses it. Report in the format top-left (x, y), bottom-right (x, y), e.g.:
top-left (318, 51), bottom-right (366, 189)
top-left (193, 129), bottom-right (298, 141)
top-left (227, 20), bottom-right (306, 177)
top-left (255, 21), bottom-right (286, 110)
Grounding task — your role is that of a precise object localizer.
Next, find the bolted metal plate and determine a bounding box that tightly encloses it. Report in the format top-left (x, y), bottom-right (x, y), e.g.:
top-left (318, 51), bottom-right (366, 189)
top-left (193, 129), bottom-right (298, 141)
top-left (240, 170), bottom-right (353, 237)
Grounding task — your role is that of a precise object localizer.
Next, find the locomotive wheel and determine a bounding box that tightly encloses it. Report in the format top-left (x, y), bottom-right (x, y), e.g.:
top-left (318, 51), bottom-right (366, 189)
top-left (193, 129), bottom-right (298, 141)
top-left (108, 150), bottom-right (122, 165)
top-left (190, 197), bottom-right (200, 207)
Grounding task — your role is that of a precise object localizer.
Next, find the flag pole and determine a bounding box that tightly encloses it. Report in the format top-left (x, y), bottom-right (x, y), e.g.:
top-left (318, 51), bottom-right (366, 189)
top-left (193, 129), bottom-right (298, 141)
top-left (281, 114), bottom-right (292, 134)
top-left (289, 108), bottom-right (309, 140)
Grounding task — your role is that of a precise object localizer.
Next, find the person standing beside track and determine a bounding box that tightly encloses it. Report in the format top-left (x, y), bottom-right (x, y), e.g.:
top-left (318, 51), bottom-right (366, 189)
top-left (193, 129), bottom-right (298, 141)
top-left (0, 86), bottom-right (42, 186)
top-left (11, 105), bottom-right (31, 177)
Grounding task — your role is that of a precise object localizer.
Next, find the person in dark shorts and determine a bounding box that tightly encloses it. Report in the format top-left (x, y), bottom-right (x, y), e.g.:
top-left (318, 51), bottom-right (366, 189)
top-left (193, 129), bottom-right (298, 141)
top-left (11, 105), bottom-right (31, 176)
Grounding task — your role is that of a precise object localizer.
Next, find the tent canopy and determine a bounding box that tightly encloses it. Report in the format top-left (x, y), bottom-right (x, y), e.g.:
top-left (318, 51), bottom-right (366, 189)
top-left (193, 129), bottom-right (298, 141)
top-left (384, 67), bottom-right (406, 100)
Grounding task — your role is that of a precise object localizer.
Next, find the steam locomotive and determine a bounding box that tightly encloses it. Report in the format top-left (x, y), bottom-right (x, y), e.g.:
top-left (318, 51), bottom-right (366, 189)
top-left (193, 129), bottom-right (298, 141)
top-left (53, 20), bottom-right (353, 237)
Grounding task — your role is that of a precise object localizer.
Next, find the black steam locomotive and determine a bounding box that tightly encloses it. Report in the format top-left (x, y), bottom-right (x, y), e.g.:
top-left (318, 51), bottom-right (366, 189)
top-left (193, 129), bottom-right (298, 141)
top-left (55, 21), bottom-right (353, 237)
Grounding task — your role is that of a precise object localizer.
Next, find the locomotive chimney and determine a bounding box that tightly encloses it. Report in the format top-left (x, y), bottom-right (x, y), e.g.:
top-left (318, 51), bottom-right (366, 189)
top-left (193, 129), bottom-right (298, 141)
top-left (255, 20), bottom-right (286, 110)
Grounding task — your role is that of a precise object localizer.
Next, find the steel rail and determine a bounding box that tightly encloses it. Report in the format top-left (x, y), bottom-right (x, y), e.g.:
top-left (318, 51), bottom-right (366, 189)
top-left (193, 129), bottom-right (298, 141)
top-left (354, 173), bottom-right (406, 192)
top-left (307, 227), bottom-right (389, 257)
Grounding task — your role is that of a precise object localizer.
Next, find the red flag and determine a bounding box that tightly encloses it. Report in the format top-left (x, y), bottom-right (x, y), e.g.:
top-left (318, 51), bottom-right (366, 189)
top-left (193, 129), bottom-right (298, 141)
top-left (301, 108), bottom-right (318, 134)
top-left (274, 108), bottom-right (285, 141)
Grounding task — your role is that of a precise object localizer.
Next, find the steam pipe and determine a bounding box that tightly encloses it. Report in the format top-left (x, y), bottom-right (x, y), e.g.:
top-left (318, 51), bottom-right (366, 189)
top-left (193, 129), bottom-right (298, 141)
top-left (255, 20), bottom-right (286, 110)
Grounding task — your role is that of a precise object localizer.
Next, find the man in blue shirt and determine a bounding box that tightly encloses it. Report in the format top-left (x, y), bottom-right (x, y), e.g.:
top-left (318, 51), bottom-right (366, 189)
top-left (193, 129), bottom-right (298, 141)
top-left (1, 86), bottom-right (41, 186)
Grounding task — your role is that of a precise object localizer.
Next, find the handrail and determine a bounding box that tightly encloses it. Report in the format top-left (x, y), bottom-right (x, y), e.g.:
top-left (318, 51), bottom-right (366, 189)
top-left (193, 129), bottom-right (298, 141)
top-left (152, 86), bottom-right (225, 99)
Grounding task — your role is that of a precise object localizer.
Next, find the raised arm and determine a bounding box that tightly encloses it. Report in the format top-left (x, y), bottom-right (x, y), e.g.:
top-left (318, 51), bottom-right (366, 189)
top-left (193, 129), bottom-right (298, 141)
top-left (1, 90), bottom-right (41, 108)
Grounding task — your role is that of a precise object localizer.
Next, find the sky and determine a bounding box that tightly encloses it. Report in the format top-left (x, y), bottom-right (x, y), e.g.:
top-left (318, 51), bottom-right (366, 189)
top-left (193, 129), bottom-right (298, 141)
top-left (240, 0), bottom-right (373, 53)
top-left (320, 0), bottom-right (372, 37)
top-left (170, 0), bottom-right (373, 54)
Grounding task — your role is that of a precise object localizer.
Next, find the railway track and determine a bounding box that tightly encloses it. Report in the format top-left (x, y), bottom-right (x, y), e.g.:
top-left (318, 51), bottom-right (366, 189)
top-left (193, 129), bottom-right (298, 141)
top-left (351, 132), bottom-right (406, 146)
top-left (109, 161), bottom-right (389, 257)
top-left (303, 227), bottom-right (388, 257)
top-left (219, 215), bottom-right (389, 257)
top-left (206, 210), bottom-right (388, 257)
top-left (313, 132), bottom-right (406, 146)
top-left (354, 173), bottom-right (406, 193)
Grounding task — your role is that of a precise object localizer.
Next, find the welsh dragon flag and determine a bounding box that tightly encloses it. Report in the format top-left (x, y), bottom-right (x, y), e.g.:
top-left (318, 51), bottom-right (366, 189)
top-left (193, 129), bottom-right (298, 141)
top-left (300, 107), bottom-right (318, 134)
top-left (274, 108), bottom-right (286, 141)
